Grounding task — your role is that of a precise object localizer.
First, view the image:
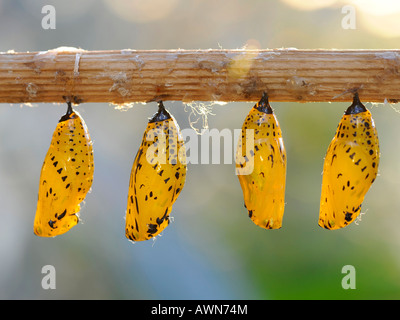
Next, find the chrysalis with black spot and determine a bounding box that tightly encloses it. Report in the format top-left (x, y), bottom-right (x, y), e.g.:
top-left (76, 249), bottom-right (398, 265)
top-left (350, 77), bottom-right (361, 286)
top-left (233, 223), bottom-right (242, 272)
top-left (33, 102), bottom-right (94, 237)
top-left (319, 93), bottom-right (379, 230)
top-left (125, 101), bottom-right (187, 242)
top-left (236, 92), bottom-right (287, 229)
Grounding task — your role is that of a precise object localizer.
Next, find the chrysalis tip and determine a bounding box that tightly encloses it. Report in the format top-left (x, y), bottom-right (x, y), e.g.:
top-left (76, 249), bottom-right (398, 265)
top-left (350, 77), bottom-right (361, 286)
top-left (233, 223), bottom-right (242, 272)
top-left (59, 101), bottom-right (76, 122)
top-left (344, 92), bottom-right (367, 115)
top-left (254, 92), bottom-right (273, 114)
top-left (149, 101), bottom-right (172, 123)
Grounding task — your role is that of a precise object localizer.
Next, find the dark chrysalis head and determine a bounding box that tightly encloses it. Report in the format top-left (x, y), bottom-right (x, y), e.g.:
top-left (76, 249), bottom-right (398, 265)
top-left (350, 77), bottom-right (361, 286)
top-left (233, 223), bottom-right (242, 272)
top-left (344, 92), bottom-right (367, 115)
top-left (59, 102), bottom-right (76, 122)
top-left (254, 92), bottom-right (273, 114)
top-left (149, 101), bottom-right (172, 123)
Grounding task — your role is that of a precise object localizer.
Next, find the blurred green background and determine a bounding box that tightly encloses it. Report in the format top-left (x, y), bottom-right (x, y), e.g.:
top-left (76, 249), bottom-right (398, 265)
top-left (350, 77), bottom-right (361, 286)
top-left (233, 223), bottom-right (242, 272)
top-left (1, 0), bottom-right (400, 300)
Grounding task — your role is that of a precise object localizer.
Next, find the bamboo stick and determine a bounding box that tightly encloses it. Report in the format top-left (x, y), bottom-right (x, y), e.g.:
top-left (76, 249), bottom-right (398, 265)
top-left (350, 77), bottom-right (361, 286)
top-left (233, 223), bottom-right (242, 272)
top-left (0, 48), bottom-right (399, 104)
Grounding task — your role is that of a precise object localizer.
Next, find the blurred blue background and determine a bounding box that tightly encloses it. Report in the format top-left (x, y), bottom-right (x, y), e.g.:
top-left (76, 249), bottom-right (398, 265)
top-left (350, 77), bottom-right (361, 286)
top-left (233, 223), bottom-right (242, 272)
top-left (1, 0), bottom-right (400, 299)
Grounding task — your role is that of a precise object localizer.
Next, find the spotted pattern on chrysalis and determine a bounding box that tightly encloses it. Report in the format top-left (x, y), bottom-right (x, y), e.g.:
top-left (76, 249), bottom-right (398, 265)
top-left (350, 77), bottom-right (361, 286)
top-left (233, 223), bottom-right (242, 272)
top-left (319, 93), bottom-right (379, 230)
top-left (34, 102), bottom-right (94, 237)
top-left (125, 101), bottom-right (187, 242)
top-left (236, 93), bottom-right (287, 229)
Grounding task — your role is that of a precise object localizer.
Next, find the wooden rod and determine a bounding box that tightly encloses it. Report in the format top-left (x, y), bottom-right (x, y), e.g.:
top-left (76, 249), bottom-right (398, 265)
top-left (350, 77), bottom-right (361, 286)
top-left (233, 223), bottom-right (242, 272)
top-left (1, 48), bottom-right (400, 104)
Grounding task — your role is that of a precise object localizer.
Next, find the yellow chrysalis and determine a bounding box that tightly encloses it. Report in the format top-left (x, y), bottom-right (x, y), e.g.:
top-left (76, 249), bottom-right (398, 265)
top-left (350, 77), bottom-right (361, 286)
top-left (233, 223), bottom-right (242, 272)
top-left (319, 93), bottom-right (380, 230)
top-left (236, 93), bottom-right (287, 229)
top-left (125, 101), bottom-right (187, 242)
top-left (33, 102), bottom-right (94, 237)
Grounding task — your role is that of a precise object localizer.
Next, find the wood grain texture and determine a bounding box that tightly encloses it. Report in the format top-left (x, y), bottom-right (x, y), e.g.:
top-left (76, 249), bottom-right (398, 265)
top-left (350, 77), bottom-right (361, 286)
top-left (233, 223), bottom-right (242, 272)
top-left (1, 48), bottom-right (400, 104)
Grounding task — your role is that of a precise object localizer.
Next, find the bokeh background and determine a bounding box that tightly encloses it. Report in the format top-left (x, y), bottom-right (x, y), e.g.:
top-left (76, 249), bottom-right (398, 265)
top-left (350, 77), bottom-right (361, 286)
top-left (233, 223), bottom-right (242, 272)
top-left (1, 0), bottom-right (400, 300)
